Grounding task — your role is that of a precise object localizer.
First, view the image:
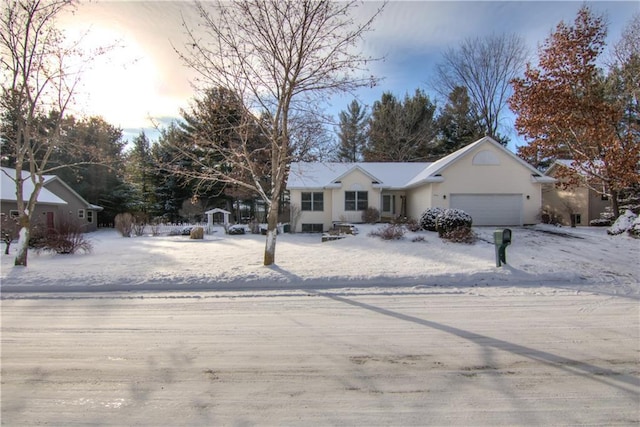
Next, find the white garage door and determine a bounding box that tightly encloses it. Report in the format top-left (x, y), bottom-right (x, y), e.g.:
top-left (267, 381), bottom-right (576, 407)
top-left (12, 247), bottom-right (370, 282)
top-left (450, 194), bottom-right (523, 226)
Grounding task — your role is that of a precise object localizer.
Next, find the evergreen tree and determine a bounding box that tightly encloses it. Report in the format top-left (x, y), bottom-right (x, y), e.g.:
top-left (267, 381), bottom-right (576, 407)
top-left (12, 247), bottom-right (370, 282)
top-left (125, 131), bottom-right (156, 215)
top-left (435, 86), bottom-right (484, 156)
top-left (364, 89), bottom-right (437, 162)
top-left (47, 115), bottom-right (128, 226)
top-left (152, 123), bottom-right (199, 223)
top-left (335, 100), bottom-right (368, 162)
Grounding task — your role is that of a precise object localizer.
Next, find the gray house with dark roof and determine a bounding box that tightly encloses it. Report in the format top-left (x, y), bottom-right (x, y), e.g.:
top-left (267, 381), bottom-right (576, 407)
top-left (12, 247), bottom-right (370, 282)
top-left (1, 167), bottom-right (103, 232)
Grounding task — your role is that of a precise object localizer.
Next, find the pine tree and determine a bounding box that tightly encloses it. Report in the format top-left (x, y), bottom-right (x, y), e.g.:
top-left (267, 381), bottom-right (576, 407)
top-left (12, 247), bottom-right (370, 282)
top-left (435, 86), bottom-right (484, 157)
top-left (336, 100), bottom-right (368, 162)
top-left (364, 89), bottom-right (437, 162)
top-left (125, 132), bottom-right (156, 215)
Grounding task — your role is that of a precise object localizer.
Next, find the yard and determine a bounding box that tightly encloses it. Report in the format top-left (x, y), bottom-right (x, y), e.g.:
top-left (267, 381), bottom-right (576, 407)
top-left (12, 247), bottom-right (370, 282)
top-left (1, 225), bottom-right (638, 425)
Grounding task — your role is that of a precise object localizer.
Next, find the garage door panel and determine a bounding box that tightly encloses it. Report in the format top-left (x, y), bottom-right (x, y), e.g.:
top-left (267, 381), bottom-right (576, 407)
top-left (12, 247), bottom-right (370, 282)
top-left (450, 194), bottom-right (522, 226)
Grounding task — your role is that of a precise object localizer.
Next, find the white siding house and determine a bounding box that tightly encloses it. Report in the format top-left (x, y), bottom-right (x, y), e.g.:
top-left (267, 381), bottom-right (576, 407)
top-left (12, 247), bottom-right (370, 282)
top-left (286, 137), bottom-right (554, 232)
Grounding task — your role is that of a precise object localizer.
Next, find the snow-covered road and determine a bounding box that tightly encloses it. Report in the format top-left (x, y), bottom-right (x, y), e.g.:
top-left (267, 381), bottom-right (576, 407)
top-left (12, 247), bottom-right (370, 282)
top-left (2, 288), bottom-right (638, 426)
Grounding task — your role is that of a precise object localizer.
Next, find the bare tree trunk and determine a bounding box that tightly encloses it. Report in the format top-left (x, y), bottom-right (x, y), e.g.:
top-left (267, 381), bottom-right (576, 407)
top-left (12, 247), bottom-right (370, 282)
top-left (611, 189), bottom-right (620, 218)
top-left (263, 201), bottom-right (279, 266)
top-left (14, 220), bottom-right (30, 266)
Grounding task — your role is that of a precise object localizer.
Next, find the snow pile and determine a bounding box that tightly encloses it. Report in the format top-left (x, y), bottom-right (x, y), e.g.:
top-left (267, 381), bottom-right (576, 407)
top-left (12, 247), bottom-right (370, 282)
top-left (1, 225), bottom-right (638, 296)
top-left (607, 209), bottom-right (638, 236)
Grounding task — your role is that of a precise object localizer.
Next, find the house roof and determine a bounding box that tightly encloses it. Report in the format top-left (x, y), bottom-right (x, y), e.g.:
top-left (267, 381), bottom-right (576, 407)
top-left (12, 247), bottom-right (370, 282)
top-left (1, 167), bottom-right (103, 210)
top-left (43, 174), bottom-right (104, 211)
top-left (545, 159), bottom-right (604, 178)
top-left (1, 167), bottom-right (67, 205)
top-left (287, 162), bottom-right (431, 190)
top-left (287, 137), bottom-right (554, 190)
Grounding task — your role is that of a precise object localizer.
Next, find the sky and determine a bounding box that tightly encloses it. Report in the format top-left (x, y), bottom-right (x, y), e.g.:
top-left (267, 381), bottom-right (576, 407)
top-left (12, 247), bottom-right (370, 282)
top-left (58, 1), bottom-right (639, 151)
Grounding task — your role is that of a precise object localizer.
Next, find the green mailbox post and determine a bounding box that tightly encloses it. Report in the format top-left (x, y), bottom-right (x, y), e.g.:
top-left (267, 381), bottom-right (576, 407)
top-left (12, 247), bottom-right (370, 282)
top-left (494, 228), bottom-right (512, 267)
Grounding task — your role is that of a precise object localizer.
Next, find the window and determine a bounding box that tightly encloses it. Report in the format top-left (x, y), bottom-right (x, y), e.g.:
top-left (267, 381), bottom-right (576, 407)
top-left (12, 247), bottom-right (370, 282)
top-left (301, 192), bottom-right (324, 211)
top-left (9, 210), bottom-right (19, 218)
top-left (345, 191), bottom-right (367, 211)
top-left (78, 209), bottom-right (85, 219)
top-left (301, 223), bottom-right (324, 233)
top-left (87, 211), bottom-right (93, 223)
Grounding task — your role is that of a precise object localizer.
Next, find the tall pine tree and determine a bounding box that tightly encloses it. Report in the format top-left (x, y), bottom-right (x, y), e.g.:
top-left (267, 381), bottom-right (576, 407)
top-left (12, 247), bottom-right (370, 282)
top-left (364, 89), bottom-right (437, 162)
top-left (335, 100), bottom-right (368, 162)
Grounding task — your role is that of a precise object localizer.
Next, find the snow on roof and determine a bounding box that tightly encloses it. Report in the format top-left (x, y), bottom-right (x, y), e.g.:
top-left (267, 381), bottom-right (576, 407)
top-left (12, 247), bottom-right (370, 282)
top-left (1, 167), bottom-right (67, 205)
top-left (288, 137), bottom-right (552, 190)
top-left (546, 159), bottom-right (605, 177)
top-left (287, 162), bottom-right (431, 190)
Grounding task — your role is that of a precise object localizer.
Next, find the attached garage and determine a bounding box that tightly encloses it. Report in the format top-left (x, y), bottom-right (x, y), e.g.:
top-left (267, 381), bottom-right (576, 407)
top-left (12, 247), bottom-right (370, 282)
top-left (450, 194), bottom-right (523, 226)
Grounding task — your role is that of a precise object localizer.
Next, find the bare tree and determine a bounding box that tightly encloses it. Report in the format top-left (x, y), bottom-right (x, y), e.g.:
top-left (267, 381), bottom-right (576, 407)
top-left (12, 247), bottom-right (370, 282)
top-left (433, 33), bottom-right (527, 145)
top-left (0, 0), bottom-right (111, 266)
top-left (174, 0), bottom-right (383, 265)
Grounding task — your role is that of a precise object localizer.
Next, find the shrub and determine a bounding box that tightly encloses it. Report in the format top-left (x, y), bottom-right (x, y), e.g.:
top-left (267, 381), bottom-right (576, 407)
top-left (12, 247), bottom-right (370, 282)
top-left (368, 224), bottom-right (405, 240)
top-left (440, 226), bottom-right (477, 244)
top-left (362, 207), bottom-right (380, 224)
top-left (149, 220), bottom-right (161, 236)
top-left (190, 226), bottom-right (204, 239)
top-left (32, 218), bottom-right (93, 254)
top-left (393, 216), bottom-right (420, 232)
top-left (419, 207), bottom-right (444, 231)
top-left (607, 210), bottom-right (637, 236)
top-left (540, 209), bottom-right (563, 226)
top-left (435, 209), bottom-right (473, 237)
top-left (1, 214), bottom-right (19, 255)
top-left (411, 235), bottom-right (426, 243)
top-left (114, 213), bottom-right (134, 237)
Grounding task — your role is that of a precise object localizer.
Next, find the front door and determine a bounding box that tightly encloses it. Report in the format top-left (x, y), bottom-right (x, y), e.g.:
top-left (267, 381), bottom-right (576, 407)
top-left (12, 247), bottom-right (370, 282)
top-left (45, 212), bottom-right (54, 231)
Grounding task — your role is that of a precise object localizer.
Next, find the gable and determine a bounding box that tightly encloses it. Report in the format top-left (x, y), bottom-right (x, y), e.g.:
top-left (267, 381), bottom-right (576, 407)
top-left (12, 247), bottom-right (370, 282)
top-left (406, 137), bottom-right (553, 187)
top-left (0, 168), bottom-right (67, 205)
top-left (286, 137), bottom-right (552, 191)
top-left (287, 162), bottom-right (430, 190)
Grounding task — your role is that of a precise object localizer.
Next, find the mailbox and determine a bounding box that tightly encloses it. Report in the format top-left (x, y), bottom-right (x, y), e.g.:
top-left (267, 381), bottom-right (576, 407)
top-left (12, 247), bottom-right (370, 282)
top-left (494, 228), bottom-right (512, 267)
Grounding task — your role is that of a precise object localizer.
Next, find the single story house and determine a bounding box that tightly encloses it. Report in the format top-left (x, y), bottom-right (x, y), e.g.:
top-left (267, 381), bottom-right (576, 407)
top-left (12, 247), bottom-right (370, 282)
top-left (1, 167), bottom-right (103, 232)
top-left (286, 136), bottom-right (555, 232)
top-left (542, 160), bottom-right (610, 226)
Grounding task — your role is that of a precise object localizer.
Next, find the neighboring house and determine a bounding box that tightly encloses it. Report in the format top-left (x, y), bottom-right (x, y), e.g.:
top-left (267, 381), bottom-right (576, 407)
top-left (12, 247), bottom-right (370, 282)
top-left (1, 167), bottom-right (103, 232)
top-left (287, 136), bottom-right (555, 232)
top-left (542, 160), bottom-right (610, 226)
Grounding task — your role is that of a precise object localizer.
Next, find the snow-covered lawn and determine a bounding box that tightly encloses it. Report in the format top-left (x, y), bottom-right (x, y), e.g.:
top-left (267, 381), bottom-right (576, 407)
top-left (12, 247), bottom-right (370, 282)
top-left (1, 225), bottom-right (638, 425)
top-left (1, 224), bottom-right (638, 295)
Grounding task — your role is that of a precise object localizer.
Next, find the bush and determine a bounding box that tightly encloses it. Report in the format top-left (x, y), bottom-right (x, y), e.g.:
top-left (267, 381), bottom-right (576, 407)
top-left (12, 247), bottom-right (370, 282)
top-left (435, 209), bottom-right (473, 237)
top-left (607, 210), bottom-right (637, 236)
top-left (440, 226), bottom-right (477, 244)
top-left (368, 224), bottom-right (405, 240)
top-left (32, 218), bottom-right (93, 254)
top-left (393, 216), bottom-right (420, 232)
top-left (1, 214), bottom-right (19, 255)
top-left (362, 207), bottom-right (380, 224)
top-left (419, 207), bottom-right (444, 231)
top-left (114, 213), bottom-right (134, 237)
top-left (589, 218), bottom-right (611, 227)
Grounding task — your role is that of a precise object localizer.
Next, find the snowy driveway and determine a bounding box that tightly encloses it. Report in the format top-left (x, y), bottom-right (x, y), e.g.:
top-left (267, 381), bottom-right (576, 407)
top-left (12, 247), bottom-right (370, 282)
top-left (2, 288), bottom-right (638, 426)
